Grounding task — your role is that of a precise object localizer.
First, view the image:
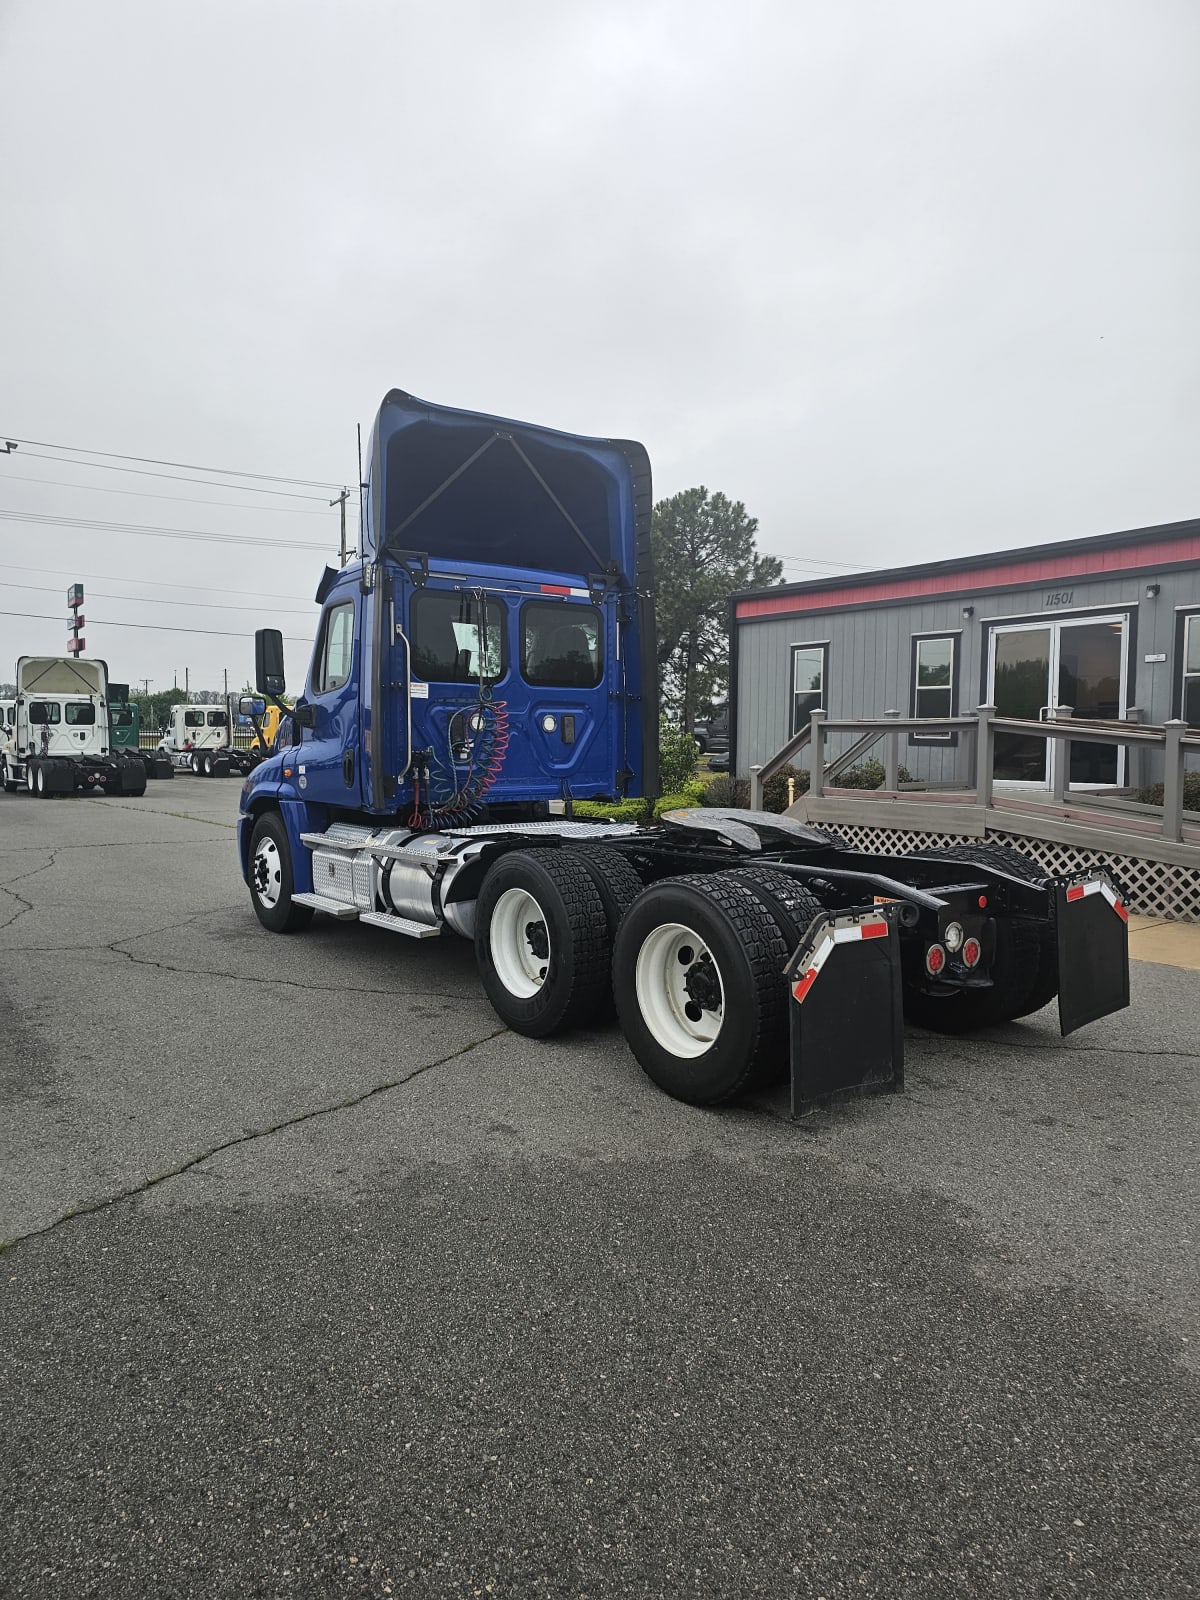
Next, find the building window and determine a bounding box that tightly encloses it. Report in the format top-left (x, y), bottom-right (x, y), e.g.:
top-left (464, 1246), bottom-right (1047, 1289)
top-left (1184, 614), bottom-right (1200, 728)
top-left (910, 634), bottom-right (958, 741)
top-left (790, 643), bottom-right (827, 737)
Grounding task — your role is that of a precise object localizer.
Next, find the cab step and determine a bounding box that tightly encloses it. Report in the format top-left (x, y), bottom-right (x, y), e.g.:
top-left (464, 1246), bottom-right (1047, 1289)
top-left (359, 910), bottom-right (442, 939)
top-left (291, 892), bottom-right (359, 919)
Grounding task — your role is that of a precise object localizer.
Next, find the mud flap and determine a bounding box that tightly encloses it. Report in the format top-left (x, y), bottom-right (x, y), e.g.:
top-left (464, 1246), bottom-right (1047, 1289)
top-left (1056, 873), bottom-right (1130, 1035)
top-left (785, 905), bottom-right (904, 1116)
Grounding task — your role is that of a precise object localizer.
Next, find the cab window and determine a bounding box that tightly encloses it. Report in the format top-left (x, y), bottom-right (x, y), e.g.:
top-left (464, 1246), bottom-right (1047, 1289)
top-left (65, 703), bottom-right (96, 726)
top-left (521, 602), bottom-right (603, 688)
top-left (28, 702), bottom-right (61, 725)
top-left (111, 708), bottom-right (134, 728)
top-left (184, 709), bottom-right (205, 728)
top-left (411, 591), bottom-right (505, 683)
top-left (207, 710), bottom-right (228, 728)
top-left (315, 601), bottom-right (355, 694)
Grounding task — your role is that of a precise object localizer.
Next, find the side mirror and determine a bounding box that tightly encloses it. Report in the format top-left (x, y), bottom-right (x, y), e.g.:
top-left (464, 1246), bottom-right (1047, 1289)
top-left (255, 629), bottom-right (286, 697)
top-left (239, 696), bottom-right (267, 718)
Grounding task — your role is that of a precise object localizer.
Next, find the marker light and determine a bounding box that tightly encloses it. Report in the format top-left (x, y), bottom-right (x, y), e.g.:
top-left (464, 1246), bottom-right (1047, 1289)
top-left (962, 938), bottom-right (982, 968)
top-left (925, 943), bottom-right (947, 976)
top-left (943, 921), bottom-right (964, 953)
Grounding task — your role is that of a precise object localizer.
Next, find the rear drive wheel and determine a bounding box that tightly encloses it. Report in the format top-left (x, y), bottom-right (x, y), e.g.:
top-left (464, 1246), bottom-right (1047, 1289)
top-left (34, 762), bottom-right (49, 798)
top-left (612, 874), bottom-right (791, 1105)
top-left (190, 749), bottom-right (203, 774)
top-left (474, 851), bottom-right (609, 1037)
top-left (203, 751), bottom-right (216, 777)
top-left (249, 812), bottom-right (314, 934)
top-left (25, 761), bottom-right (38, 796)
top-left (556, 846), bottom-right (648, 1018)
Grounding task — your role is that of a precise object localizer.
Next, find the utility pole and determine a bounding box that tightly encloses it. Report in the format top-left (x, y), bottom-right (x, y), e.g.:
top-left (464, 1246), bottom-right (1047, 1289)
top-left (140, 678), bottom-right (152, 696)
top-left (331, 487), bottom-right (351, 565)
top-left (185, 667), bottom-right (189, 697)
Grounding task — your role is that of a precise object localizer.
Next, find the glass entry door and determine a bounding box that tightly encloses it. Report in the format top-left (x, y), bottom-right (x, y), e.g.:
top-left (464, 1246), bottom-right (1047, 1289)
top-left (989, 616), bottom-right (1126, 788)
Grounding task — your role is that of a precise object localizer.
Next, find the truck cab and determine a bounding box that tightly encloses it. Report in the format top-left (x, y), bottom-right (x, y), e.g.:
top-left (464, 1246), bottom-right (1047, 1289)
top-left (243, 388), bottom-right (658, 830)
top-left (2, 657), bottom-right (145, 796)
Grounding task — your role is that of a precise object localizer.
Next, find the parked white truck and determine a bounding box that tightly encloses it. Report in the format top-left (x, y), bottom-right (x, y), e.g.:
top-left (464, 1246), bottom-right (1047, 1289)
top-left (158, 700), bottom-right (261, 776)
top-left (1, 656), bottom-right (147, 797)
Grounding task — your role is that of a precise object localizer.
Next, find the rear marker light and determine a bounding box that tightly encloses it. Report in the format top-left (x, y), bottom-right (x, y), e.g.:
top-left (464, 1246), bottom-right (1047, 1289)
top-left (943, 921), bottom-right (964, 953)
top-left (860, 920), bottom-right (889, 940)
top-left (963, 937), bottom-right (982, 968)
top-left (978, 895), bottom-right (988, 909)
top-left (925, 943), bottom-right (947, 976)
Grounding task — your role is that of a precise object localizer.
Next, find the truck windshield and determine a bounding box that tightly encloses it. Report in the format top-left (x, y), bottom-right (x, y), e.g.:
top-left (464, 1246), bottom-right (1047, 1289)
top-left (411, 591), bottom-right (506, 683)
top-left (65, 703), bottom-right (96, 725)
top-left (28, 702), bottom-right (61, 725)
top-left (522, 601), bottom-right (603, 688)
top-left (207, 711), bottom-right (228, 727)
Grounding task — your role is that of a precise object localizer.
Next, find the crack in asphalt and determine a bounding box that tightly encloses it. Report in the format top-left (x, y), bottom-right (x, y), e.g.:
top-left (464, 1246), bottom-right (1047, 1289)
top-left (911, 1032), bottom-right (1198, 1061)
top-left (0, 1026), bottom-right (508, 1251)
top-left (95, 796), bottom-right (238, 829)
top-left (0, 851), bottom-right (61, 930)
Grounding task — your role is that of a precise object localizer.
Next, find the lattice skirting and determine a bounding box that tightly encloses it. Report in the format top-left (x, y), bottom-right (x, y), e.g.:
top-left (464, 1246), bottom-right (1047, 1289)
top-left (829, 822), bottom-right (1200, 924)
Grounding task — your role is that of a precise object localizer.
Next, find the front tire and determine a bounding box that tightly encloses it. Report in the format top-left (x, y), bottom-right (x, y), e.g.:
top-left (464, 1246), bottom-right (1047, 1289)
top-left (249, 812), bottom-right (314, 934)
top-left (2, 759), bottom-right (17, 793)
top-left (612, 874), bottom-right (791, 1106)
top-left (474, 851), bottom-right (609, 1037)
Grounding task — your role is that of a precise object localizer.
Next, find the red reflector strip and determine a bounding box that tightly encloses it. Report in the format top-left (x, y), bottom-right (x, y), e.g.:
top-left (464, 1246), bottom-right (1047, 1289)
top-left (860, 920), bottom-right (889, 939)
top-left (791, 969), bottom-right (819, 1003)
top-left (1066, 885), bottom-right (1086, 902)
top-left (539, 584), bottom-right (589, 598)
top-left (1112, 899), bottom-right (1129, 923)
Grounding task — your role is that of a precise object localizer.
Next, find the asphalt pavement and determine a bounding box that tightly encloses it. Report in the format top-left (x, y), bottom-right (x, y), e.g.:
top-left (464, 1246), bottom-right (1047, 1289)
top-left (1, 779), bottom-right (1197, 1599)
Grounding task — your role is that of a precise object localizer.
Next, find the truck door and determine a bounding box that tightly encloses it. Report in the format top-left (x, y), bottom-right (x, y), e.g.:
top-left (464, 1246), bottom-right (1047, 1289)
top-left (515, 596), bottom-right (615, 796)
top-left (295, 595), bottom-right (362, 807)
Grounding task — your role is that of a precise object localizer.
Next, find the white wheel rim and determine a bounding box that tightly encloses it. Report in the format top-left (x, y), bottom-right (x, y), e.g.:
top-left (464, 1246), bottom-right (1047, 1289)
top-left (489, 886), bottom-right (550, 999)
top-left (26, 766), bottom-right (35, 793)
top-left (253, 836), bottom-right (282, 908)
top-left (36, 768), bottom-right (45, 795)
top-left (634, 921), bottom-right (725, 1058)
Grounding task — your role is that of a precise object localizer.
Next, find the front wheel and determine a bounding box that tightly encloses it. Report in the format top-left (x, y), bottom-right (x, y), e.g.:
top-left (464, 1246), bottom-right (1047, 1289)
top-left (611, 874), bottom-right (791, 1105)
top-left (249, 812), bottom-right (314, 934)
top-left (474, 851), bottom-right (610, 1037)
top-left (2, 760), bottom-right (17, 794)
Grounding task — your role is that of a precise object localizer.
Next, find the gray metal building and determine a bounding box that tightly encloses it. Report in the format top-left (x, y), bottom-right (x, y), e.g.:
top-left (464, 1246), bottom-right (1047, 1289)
top-left (731, 515), bottom-right (1200, 790)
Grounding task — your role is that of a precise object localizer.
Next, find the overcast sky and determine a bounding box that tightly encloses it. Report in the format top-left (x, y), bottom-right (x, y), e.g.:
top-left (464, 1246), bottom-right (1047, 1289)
top-left (1, 0), bottom-right (1197, 692)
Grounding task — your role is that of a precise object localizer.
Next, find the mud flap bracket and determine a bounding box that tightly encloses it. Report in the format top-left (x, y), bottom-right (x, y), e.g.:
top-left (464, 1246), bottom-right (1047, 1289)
top-left (785, 905), bottom-right (904, 1116)
top-left (1056, 874), bottom-right (1130, 1035)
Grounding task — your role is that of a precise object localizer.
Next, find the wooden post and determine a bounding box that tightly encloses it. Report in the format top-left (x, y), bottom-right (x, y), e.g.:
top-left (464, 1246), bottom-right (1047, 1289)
top-left (809, 710), bottom-right (825, 798)
top-left (1162, 720), bottom-right (1186, 842)
top-left (883, 709), bottom-right (900, 791)
top-left (976, 704), bottom-right (995, 810)
top-left (1124, 707), bottom-right (1143, 792)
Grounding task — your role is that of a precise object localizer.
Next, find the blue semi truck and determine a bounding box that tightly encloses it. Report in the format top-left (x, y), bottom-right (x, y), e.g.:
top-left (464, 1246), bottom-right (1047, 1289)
top-left (238, 389), bottom-right (1130, 1111)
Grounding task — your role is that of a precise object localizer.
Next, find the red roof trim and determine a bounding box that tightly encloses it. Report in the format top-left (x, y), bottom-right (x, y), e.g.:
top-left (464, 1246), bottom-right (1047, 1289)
top-left (735, 535), bottom-right (1200, 621)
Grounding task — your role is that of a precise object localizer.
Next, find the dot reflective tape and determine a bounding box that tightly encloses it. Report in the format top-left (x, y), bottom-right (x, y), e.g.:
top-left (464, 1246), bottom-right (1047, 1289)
top-left (1065, 877), bottom-right (1129, 922)
top-left (791, 918), bottom-right (889, 1004)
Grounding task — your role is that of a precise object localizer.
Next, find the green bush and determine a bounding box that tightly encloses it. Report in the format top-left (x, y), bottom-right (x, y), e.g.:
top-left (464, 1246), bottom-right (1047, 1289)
top-left (699, 773), bottom-right (750, 809)
top-left (835, 758), bottom-right (912, 790)
top-left (1136, 772), bottom-right (1200, 811)
top-left (571, 797), bottom-right (651, 822)
top-left (653, 780), bottom-right (707, 817)
top-left (658, 717), bottom-right (700, 794)
top-left (761, 765), bottom-right (810, 813)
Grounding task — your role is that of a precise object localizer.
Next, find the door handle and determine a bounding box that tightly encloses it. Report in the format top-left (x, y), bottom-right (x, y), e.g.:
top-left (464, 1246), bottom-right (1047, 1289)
top-left (343, 748), bottom-right (355, 787)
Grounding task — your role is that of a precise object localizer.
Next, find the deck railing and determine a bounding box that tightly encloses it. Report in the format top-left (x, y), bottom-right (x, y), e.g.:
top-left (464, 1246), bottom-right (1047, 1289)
top-left (750, 706), bottom-right (1200, 843)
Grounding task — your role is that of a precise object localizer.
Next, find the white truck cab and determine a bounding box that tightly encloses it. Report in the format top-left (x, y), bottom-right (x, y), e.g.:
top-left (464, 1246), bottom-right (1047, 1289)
top-left (158, 701), bottom-right (258, 777)
top-left (1, 656), bottom-right (145, 797)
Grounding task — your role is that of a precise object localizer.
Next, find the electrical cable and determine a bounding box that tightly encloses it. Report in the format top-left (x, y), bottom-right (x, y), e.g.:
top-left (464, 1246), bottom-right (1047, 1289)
top-left (0, 434), bottom-right (344, 490)
top-left (0, 608), bottom-right (313, 644)
top-left (0, 508), bottom-right (334, 552)
top-left (1, 580), bottom-right (312, 615)
top-left (5, 450), bottom-right (339, 501)
top-left (0, 470), bottom-right (336, 515)
top-left (0, 559), bottom-right (314, 605)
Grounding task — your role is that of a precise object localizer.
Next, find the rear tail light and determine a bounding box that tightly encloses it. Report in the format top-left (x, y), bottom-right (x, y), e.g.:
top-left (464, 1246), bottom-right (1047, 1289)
top-left (962, 937), bottom-right (982, 968)
top-left (925, 943), bottom-right (947, 976)
top-left (943, 921), bottom-right (964, 952)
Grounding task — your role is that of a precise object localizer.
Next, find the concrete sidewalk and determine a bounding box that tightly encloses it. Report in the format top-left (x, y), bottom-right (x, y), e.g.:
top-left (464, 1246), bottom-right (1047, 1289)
top-left (1128, 914), bottom-right (1200, 971)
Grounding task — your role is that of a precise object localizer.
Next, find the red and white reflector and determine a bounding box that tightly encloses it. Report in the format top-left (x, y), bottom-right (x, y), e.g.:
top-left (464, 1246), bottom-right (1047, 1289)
top-left (791, 916), bottom-right (890, 1004)
top-left (1065, 877), bottom-right (1128, 922)
top-left (539, 584), bottom-right (590, 598)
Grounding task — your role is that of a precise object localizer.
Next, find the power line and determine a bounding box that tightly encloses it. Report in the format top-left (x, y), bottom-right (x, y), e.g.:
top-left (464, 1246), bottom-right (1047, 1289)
top-left (0, 434), bottom-right (344, 490)
top-left (0, 508), bottom-right (334, 552)
top-left (0, 608), bottom-right (313, 645)
top-left (2, 580), bottom-right (312, 616)
top-left (1, 470), bottom-right (336, 515)
top-left (6, 449), bottom-right (338, 502)
top-left (1, 560), bottom-right (315, 606)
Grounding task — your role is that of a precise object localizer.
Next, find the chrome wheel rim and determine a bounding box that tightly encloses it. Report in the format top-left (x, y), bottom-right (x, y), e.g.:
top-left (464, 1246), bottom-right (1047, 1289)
top-left (253, 836), bottom-right (282, 908)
